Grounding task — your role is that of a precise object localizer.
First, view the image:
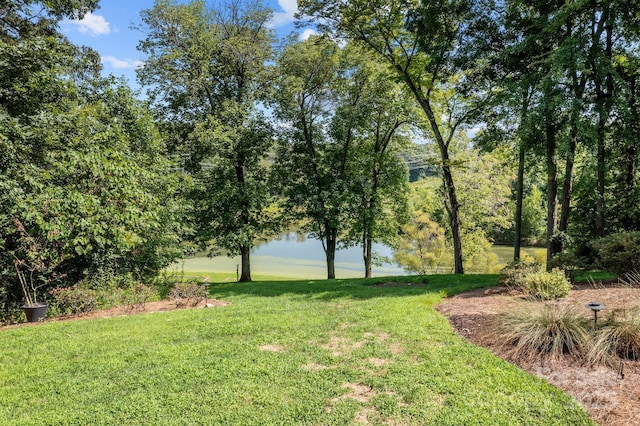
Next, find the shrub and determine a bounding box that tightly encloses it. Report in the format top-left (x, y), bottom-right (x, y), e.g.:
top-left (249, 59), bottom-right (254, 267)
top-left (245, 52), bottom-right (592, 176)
top-left (122, 283), bottom-right (155, 311)
top-left (519, 268), bottom-right (572, 301)
top-left (498, 259), bottom-right (542, 289)
top-left (592, 231), bottom-right (640, 276)
top-left (49, 285), bottom-right (97, 315)
top-left (170, 282), bottom-right (208, 307)
top-left (492, 305), bottom-right (591, 361)
top-left (587, 308), bottom-right (640, 367)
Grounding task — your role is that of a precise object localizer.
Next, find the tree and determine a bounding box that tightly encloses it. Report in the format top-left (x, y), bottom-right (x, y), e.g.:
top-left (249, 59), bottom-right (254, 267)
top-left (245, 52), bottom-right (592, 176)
top-left (1, 0), bottom-right (100, 315)
top-left (2, 77), bottom-right (187, 280)
top-left (298, 0), bottom-right (497, 274)
top-left (334, 45), bottom-right (413, 278)
top-left (272, 39), bottom-right (411, 279)
top-left (136, 0), bottom-right (277, 281)
top-left (395, 146), bottom-right (512, 275)
top-left (272, 37), bottom-right (344, 279)
top-left (1, 1), bottom-right (186, 318)
top-left (394, 179), bottom-right (450, 274)
top-left (497, 0), bottom-right (640, 267)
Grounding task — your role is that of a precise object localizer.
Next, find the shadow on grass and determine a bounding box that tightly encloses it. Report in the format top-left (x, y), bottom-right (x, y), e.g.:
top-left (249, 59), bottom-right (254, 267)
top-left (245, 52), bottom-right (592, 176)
top-left (209, 274), bottom-right (499, 301)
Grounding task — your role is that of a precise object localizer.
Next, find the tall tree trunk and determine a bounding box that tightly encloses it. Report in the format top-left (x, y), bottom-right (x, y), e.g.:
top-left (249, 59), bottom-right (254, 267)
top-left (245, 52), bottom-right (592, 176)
top-left (325, 229), bottom-right (337, 279)
top-left (592, 5), bottom-right (613, 238)
top-left (419, 98), bottom-right (464, 274)
top-left (559, 53), bottom-right (586, 242)
top-left (363, 236), bottom-right (372, 278)
top-left (397, 72), bottom-right (464, 274)
top-left (239, 245), bottom-right (251, 282)
top-left (514, 142), bottom-right (525, 261)
top-left (514, 88), bottom-right (531, 261)
top-left (363, 167), bottom-right (379, 278)
top-left (559, 117), bottom-right (578, 238)
top-left (235, 163), bottom-right (252, 282)
top-left (594, 112), bottom-right (606, 238)
top-left (442, 166), bottom-right (464, 274)
top-left (546, 121), bottom-right (560, 270)
top-left (624, 76), bottom-right (638, 226)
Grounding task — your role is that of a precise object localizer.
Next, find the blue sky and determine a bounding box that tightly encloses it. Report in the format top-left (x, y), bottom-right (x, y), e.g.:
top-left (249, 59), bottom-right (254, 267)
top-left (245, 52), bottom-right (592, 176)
top-left (60, 0), bottom-right (316, 92)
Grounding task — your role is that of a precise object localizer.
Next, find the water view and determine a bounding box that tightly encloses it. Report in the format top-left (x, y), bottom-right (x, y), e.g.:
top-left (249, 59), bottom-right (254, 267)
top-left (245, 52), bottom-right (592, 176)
top-left (170, 233), bottom-right (546, 279)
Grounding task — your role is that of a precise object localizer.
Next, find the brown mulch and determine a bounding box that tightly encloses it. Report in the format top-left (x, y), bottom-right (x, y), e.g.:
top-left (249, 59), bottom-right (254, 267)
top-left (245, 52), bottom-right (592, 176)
top-left (436, 283), bottom-right (640, 426)
top-left (2, 298), bottom-right (230, 330)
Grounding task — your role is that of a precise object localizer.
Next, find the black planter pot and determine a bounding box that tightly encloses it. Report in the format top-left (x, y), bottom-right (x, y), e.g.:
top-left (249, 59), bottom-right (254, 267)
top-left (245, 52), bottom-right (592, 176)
top-left (23, 303), bottom-right (47, 322)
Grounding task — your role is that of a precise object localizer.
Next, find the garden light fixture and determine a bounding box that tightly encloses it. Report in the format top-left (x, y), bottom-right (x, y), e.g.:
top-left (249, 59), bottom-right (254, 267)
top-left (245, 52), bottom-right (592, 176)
top-left (585, 301), bottom-right (606, 328)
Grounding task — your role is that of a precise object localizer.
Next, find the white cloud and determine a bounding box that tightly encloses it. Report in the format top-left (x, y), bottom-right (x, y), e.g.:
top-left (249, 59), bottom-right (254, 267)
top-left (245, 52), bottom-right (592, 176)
top-left (269, 0), bottom-right (298, 28)
top-left (69, 12), bottom-right (111, 36)
top-left (299, 29), bottom-right (318, 41)
top-left (101, 56), bottom-right (144, 70)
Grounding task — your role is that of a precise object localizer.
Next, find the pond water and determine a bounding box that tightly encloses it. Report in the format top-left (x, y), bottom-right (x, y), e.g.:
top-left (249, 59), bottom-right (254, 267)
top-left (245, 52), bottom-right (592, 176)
top-left (175, 232), bottom-right (405, 279)
top-left (171, 232), bottom-right (547, 279)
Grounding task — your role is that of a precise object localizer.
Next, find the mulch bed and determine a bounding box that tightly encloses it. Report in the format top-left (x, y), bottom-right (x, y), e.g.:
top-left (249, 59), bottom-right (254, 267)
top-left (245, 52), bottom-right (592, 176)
top-left (436, 283), bottom-right (640, 426)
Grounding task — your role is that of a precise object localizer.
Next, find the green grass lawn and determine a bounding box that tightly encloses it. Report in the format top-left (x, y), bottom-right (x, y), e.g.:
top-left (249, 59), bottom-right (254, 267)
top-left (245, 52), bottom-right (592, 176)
top-left (0, 275), bottom-right (594, 425)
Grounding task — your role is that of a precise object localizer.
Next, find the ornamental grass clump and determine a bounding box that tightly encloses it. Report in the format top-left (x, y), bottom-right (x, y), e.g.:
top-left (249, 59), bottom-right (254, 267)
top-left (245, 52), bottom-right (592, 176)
top-left (587, 308), bottom-right (640, 367)
top-left (492, 305), bottom-right (591, 362)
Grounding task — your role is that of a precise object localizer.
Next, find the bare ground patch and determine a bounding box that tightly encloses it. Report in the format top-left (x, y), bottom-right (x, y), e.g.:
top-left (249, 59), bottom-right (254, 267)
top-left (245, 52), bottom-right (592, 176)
top-left (320, 335), bottom-right (366, 357)
top-left (258, 344), bottom-right (287, 352)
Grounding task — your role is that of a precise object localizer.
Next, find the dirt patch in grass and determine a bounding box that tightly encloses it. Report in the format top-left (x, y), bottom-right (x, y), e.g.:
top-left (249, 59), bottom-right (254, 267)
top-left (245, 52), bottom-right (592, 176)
top-left (436, 283), bottom-right (640, 426)
top-left (259, 344), bottom-right (287, 352)
top-left (367, 357), bottom-right (388, 367)
top-left (320, 336), bottom-right (365, 357)
top-left (371, 281), bottom-right (427, 287)
top-left (2, 298), bottom-right (230, 329)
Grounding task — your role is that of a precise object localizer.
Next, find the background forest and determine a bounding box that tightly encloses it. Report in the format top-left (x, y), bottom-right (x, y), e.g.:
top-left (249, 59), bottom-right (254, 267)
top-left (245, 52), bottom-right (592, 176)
top-left (2, 0), bottom-right (640, 322)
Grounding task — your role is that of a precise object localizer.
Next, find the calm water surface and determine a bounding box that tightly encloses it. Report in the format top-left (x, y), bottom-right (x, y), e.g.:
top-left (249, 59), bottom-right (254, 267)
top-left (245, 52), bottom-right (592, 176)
top-left (174, 233), bottom-right (546, 279)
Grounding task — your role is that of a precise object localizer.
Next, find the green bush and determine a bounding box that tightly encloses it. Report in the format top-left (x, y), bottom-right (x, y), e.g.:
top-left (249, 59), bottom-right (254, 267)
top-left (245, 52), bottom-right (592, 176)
top-left (592, 231), bottom-right (640, 275)
top-left (170, 282), bottom-right (208, 307)
top-left (519, 268), bottom-right (572, 301)
top-left (49, 285), bottom-right (97, 315)
top-left (498, 259), bottom-right (542, 289)
top-left (492, 305), bottom-right (591, 361)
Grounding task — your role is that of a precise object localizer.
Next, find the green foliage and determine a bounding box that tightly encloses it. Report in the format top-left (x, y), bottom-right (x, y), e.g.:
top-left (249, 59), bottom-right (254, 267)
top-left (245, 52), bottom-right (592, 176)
top-left (492, 305), bottom-right (591, 362)
top-left (498, 259), bottom-right (543, 289)
top-left (0, 2), bottom-right (188, 317)
top-left (461, 229), bottom-right (503, 274)
top-left (273, 39), bottom-right (413, 277)
top-left (395, 160), bottom-right (510, 275)
top-left (136, 0), bottom-right (278, 281)
top-left (518, 269), bottom-right (572, 301)
top-left (49, 285), bottom-right (97, 315)
top-left (395, 210), bottom-right (450, 274)
top-left (453, 147), bottom-right (514, 236)
top-left (521, 186), bottom-right (547, 245)
top-left (0, 275), bottom-right (593, 424)
top-left (592, 231), bottom-right (640, 275)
